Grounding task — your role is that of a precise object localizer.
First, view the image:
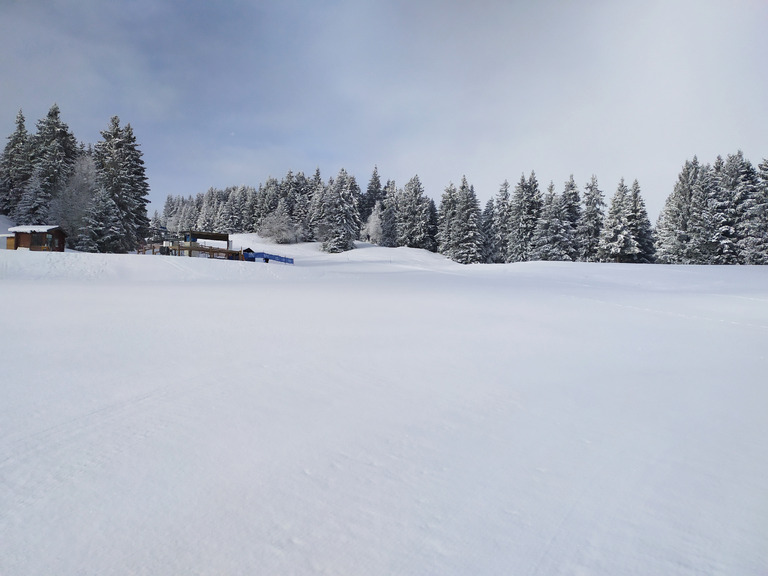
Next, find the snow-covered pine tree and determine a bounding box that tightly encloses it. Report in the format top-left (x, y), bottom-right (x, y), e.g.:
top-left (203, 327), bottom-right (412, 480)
top-left (118, 123), bottom-right (150, 242)
top-left (687, 162), bottom-right (720, 264)
top-left (576, 175), bottom-right (605, 262)
top-left (655, 157), bottom-right (699, 263)
top-left (708, 155), bottom-right (740, 264)
top-left (178, 199), bottom-right (200, 234)
top-left (308, 171), bottom-right (329, 242)
top-left (425, 197), bottom-right (439, 253)
top-left (224, 187), bottom-right (244, 233)
top-left (395, 175), bottom-right (431, 249)
top-left (560, 175), bottom-right (581, 261)
top-left (598, 178), bottom-right (639, 262)
top-left (196, 188), bottom-right (220, 231)
top-left (214, 195), bottom-right (238, 234)
top-left (253, 177), bottom-right (281, 230)
top-left (290, 173), bottom-right (313, 241)
top-left (530, 182), bottom-right (570, 261)
top-left (360, 166), bottom-right (383, 225)
top-left (241, 186), bottom-right (258, 233)
top-left (0, 110), bottom-right (33, 215)
top-left (437, 182), bottom-right (458, 258)
top-left (319, 168), bottom-right (361, 253)
top-left (280, 170), bottom-right (297, 216)
top-left (448, 176), bottom-right (483, 264)
top-left (75, 186), bottom-right (123, 252)
top-left (29, 104), bottom-right (79, 213)
top-left (93, 116), bottom-right (150, 251)
top-left (492, 180), bottom-right (512, 263)
top-left (725, 151), bottom-right (768, 264)
top-left (13, 167), bottom-right (50, 224)
top-left (508, 171), bottom-right (542, 262)
top-left (757, 157), bottom-right (768, 261)
top-left (626, 179), bottom-right (655, 263)
top-left (480, 198), bottom-right (496, 263)
top-left (379, 180), bottom-right (398, 248)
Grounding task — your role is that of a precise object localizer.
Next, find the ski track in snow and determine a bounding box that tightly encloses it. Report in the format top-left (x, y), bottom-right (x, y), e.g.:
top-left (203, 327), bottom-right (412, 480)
top-left (1, 242), bottom-right (767, 576)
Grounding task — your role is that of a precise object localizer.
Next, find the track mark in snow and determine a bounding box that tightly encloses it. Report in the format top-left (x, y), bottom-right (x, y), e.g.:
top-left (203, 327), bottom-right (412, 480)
top-left (571, 294), bottom-right (768, 331)
top-left (0, 390), bottom-right (157, 470)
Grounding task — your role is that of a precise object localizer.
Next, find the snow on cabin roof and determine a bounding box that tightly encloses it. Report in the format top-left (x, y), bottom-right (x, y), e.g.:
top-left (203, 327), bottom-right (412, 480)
top-left (8, 225), bottom-right (65, 234)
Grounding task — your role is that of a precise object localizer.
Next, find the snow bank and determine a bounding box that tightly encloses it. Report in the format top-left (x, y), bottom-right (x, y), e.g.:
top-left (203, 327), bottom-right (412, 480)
top-left (1, 247), bottom-right (767, 575)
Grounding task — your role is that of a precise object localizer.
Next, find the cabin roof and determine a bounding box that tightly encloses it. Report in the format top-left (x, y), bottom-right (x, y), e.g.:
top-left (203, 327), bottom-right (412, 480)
top-left (8, 225), bottom-right (66, 235)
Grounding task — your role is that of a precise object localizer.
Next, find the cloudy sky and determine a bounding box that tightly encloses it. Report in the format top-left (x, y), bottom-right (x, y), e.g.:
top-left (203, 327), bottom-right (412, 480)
top-left (2, 0), bottom-right (766, 219)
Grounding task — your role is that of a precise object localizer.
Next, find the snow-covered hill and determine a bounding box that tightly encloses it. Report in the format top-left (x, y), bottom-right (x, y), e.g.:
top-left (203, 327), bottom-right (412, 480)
top-left (1, 245), bottom-right (767, 575)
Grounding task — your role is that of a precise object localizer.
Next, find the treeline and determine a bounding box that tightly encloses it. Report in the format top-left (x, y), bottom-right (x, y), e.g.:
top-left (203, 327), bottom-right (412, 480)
top-left (5, 106), bottom-right (764, 264)
top-left (0, 105), bottom-right (149, 252)
top-left (159, 152), bottom-right (767, 265)
top-left (157, 167), bottom-right (657, 264)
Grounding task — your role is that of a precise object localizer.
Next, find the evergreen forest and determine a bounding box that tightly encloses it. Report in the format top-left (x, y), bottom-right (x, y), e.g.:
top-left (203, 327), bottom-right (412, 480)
top-left (2, 105), bottom-right (767, 264)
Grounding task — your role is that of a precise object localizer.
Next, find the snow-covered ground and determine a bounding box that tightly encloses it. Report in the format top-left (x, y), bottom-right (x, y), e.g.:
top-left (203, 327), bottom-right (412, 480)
top-left (1, 238), bottom-right (767, 576)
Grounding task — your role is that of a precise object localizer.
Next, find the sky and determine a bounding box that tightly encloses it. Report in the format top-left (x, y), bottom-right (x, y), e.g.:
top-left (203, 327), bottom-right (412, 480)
top-left (1, 0), bottom-right (766, 220)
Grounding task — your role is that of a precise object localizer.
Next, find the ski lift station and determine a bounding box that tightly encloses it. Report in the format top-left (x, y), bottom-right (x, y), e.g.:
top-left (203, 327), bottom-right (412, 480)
top-left (138, 230), bottom-right (293, 264)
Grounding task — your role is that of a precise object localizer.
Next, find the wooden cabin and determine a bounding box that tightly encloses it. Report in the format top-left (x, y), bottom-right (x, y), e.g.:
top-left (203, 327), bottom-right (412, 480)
top-left (7, 225), bottom-right (67, 252)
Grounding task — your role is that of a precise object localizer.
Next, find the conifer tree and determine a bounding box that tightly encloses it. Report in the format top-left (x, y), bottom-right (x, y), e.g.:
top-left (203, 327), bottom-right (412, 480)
top-left (425, 198), bottom-right (439, 253)
top-left (197, 188), bottom-right (219, 231)
top-left (379, 180), bottom-right (398, 248)
top-left (627, 179), bottom-right (655, 263)
top-left (480, 198), bottom-right (496, 263)
top-left (530, 182), bottom-right (570, 261)
top-left (726, 151), bottom-right (768, 264)
top-left (29, 104), bottom-right (78, 209)
top-left (560, 175), bottom-right (581, 260)
top-left (215, 196), bottom-right (238, 233)
top-left (395, 175), bottom-right (431, 249)
top-left (576, 175), bottom-right (605, 262)
top-left (709, 156), bottom-right (740, 264)
top-left (0, 110), bottom-right (33, 215)
top-left (308, 170), bottom-right (328, 242)
top-left (254, 177), bottom-right (281, 230)
top-left (318, 168), bottom-right (360, 253)
top-left (598, 178), bottom-right (638, 262)
top-left (655, 158), bottom-right (699, 263)
top-left (360, 166), bottom-right (383, 225)
top-left (437, 182), bottom-right (458, 257)
top-left (508, 171), bottom-right (542, 262)
top-left (448, 176), bottom-right (483, 264)
top-left (93, 116), bottom-right (150, 251)
top-left (76, 186), bottom-right (123, 252)
top-left (290, 173), bottom-right (313, 241)
top-left (13, 167), bottom-right (50, 224)
top-left (492, 180), bottom-right (512, 263)
top-left (687, 162), bottom-right (720, 263)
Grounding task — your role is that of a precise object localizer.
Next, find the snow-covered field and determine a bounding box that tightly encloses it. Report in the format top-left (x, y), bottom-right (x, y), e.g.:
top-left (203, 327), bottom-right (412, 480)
top-left (1, 235), bottom-right (767, 575)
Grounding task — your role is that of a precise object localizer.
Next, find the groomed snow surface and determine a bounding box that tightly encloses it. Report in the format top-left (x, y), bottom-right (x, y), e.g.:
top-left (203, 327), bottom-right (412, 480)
top-left (1, 235), bottom-right (767, 576)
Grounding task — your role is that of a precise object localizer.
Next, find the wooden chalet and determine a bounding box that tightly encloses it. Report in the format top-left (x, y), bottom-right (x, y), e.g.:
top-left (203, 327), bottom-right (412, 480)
top-left (7, 225), bottom-right (66, 252)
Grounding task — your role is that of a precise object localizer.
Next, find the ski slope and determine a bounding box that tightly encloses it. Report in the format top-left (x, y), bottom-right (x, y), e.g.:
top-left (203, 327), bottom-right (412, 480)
top-left (1, 238), bottom-right (767, 575)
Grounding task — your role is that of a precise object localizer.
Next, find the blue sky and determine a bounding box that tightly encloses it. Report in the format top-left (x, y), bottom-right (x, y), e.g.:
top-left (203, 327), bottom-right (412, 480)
top-left (2, 0), bottom-right (766, 219)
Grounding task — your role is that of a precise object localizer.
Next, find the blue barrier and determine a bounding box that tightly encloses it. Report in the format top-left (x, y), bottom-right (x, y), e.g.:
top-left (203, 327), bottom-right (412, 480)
top-left (243, 251), bottom-right (294, 265)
